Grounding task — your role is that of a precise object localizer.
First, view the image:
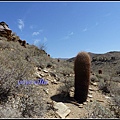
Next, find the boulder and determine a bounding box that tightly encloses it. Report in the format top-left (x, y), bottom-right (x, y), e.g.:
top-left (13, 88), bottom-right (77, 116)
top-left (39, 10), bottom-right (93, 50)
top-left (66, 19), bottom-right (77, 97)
top-left (53, 102), bottom-right (71, 118)
top-left (0, 21), bottom-right (12, 41)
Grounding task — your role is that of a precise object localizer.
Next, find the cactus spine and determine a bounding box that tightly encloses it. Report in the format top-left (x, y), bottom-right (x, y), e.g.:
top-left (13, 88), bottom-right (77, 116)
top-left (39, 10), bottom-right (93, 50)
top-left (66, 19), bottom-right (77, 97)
top-left (74, 51), bottom-right (91, 103)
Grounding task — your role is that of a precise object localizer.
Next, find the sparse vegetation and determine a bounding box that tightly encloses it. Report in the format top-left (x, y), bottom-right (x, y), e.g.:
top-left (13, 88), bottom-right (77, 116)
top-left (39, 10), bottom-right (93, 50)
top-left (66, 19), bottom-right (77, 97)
top-left (0, 34), bottom-right (48, 118)
top-left (0, 23), bottom-right (120, 118)
top-left (95, 73), bottom-right (120, 118)
top-left (86, 101), bottom-right (115, 118)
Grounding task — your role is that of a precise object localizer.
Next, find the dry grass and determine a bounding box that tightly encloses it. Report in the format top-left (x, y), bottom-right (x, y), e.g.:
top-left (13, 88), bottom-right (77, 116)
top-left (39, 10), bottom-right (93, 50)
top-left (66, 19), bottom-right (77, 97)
top-left (86, 101), bottom-right (115, 118)
top-left (0, 37), bottom-right (48, 118)
top-left (0, 35), bottom-right (120, 118)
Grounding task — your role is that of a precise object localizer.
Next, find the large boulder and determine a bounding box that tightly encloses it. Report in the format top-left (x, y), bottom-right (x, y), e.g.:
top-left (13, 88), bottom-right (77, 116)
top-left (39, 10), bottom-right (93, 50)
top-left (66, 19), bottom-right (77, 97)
top-left (0, 21), bottom-right (12, 41)
top-left (0, 21), bottom-right (27, 48)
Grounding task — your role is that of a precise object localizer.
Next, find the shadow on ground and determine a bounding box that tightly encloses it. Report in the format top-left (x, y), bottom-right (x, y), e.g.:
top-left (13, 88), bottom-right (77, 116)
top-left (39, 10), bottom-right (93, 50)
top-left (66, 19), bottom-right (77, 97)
top-left (50, 93), bottom-right (76, 104)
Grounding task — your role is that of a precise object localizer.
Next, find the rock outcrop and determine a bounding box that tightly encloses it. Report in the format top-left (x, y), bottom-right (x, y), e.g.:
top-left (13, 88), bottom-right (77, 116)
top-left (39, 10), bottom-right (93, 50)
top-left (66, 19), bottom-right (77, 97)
top-left (0, 21), bottom-right (12, 41)
top-left (0, 21), bottom-right (27, 48)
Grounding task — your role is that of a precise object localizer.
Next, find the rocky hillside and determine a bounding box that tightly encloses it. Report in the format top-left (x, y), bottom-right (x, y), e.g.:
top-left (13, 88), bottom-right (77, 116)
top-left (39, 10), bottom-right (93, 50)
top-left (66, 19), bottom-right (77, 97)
top-left (68, 51), bottom-right (120, 76)
top-left (0, 21), bottom-right (119, 118)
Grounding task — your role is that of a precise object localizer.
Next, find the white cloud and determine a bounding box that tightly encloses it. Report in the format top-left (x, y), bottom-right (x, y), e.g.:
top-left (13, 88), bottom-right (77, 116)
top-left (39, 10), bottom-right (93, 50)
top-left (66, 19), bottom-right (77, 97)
top-left (32, 29), bottom-right (43, 36)
top-left (33, 39), bottom-right (41, 46)
top-left (32, 32), bottom-right (40, 36)
top-left (18, 19), bottom-right (24, 31)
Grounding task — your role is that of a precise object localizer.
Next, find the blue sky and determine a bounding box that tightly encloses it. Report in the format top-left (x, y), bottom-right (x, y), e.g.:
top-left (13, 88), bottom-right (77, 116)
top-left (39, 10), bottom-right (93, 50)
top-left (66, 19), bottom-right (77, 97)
top-left (0, 1), bottom-right (120, 58)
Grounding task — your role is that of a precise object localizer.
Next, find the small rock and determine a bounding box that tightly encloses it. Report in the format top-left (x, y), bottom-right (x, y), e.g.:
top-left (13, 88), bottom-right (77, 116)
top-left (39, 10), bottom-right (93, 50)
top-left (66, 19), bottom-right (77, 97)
top-left (10, 48), bottom-right (14, 51)
top-left (89, 87), bottom-right (98, 91)
top-left (51, 79), bottom-right (59, 84)
top-left (50, 72), bottom-right (57, 77)
top-left (35, 72), bottom-right (41, 78)
top-left (69, 91), bottom-right (74, 97)
top-left (79, 104), bottom-right (83, 108)
top-left (47, 101), bottom-right (53, 105)
top-left (38, 67), bottom-right (42, 71)
top-left (88, 90), bottom-right (94, 94)
top-left (43, 89), bottom-right (49, 94)
top-left (53, 102), bottom-right (71, 118)
top-left (90, 99), bottom-right (93, 102)
top-left (88, 94), bottom-right (93, 98)
top-left (110, 94), bottom-right (115, 97)
top-left (35, 67), bottom-right (38, 70)
top-left (56, 77), bottom-right (60, 81)
top-left (86, 99), bottom-right (89, 102)
top-left (89, 87), bottom-right (93, 91)
top-left (12, 104), bottom-right (16, 109)
top-left (98, 115), bottom-right (102, 118)
top-left (43, 69), bottom-right (48, 73)
top-left (91, 82), bottom-right (98, 86)
top-left (69, 87), bottom-right (74, 92)
top-left (69, 74), bottom-right (74, 77)
top-left (96, 99), bottom-right (104, 102)
top-left (104, 96), bottom-right (111, 99)
top-left (83, 102), bottom-right (87, 105)
top-left (40, 73), bottom-right (45, 77)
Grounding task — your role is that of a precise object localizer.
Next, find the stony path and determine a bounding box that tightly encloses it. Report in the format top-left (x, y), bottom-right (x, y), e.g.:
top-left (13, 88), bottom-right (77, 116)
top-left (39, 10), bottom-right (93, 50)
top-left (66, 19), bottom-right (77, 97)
top-left (35, 67), bottom-right (114, 118)
top-left (43, 79), bottom-right (112, 118)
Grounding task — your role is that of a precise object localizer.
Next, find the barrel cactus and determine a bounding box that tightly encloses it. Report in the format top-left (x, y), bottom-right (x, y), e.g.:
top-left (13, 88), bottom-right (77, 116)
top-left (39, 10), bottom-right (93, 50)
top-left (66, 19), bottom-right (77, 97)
top-left (74, 51), bottom-right (91, 103)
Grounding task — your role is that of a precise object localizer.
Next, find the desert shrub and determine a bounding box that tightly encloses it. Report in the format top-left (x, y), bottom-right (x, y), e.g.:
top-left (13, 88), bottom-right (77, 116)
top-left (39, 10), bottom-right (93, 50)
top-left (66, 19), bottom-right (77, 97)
top-left (96, 74), bottom-right (110, 81)
top-left (109, 82), bottom-right (120, 97)
top-left (0, 48), bottom-right (35, 105)
top-left (11, 32), bottom-right (18, 37)
top-left (25, 45), bottom-right (46, 58)
top-left (38, 42), bottom-right (47, 51)
top-left (56, 61), bottom-right (74, 76)
top-left (96, 73), bottom-right (113, 94)
top-left (11, 32), bottom-right (20, 41)
top-left (19, 86), bottom-right (47, 118)
top-left (109, 82), bottom-right (120, 118)
top-left (0, 87), bottom-right (10, 103)
top-left (61, 67), bottom-right (73, 76)
top-left (90, 75), bottom-right (99, 82)
top-left (0, 36), bottom-right (7, 41)
top-left (0, 39), bottom-right (47, 118)
top-left (55, 60), bottom-right (74, 97)
top-left (0, 102), bottom-right (22, 118)
top-left (0, 40), bottom-right (11, 50)
top-left (97, 74), bottom-right (120, 118)
top-left (86, 101), bottom-right (115, 118)
top-left (0, 75), bottom-right (47, 118)
top-left (57, 77), bottom-right (74, 97)
top-left (98, 79), bottom-right (110, 94)
top-left (46, 62), bottom-right (53, 68)
top-left (110, 101), bottom-right (120, 118)
top-left (0, 34), bottom-right (48, 114)
top-left (0, 59), bottom-right (34, 93)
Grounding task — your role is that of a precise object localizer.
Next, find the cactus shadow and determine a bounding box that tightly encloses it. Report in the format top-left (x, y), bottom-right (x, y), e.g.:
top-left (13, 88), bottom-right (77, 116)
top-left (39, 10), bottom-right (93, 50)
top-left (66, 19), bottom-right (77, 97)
top-left (50, 93), bottom-right (74, 103)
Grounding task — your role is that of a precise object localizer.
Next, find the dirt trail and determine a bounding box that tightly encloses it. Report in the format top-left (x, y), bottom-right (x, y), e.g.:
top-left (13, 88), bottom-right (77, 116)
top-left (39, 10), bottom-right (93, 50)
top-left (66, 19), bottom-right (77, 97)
top-left (43, 80), bottom-right (112, 118)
